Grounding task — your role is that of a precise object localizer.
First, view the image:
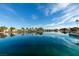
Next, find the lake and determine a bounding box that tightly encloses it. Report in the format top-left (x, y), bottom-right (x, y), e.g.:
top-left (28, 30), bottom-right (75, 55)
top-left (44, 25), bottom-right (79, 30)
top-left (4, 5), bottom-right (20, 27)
top-left (0, 32), bottom-right (79, 56)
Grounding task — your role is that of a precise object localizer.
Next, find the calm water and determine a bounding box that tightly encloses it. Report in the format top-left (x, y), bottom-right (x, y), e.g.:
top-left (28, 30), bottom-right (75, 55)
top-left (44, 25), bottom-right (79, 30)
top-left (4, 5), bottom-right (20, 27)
top-left (0, 32), bottom-right (79, 56)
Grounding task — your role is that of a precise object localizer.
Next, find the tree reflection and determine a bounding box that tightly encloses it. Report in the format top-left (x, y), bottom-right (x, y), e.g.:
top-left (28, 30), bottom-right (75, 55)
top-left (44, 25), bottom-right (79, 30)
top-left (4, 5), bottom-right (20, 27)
top-left (0, 33), bottom-right (7, 38)
top-left (61, 32), bottom-right (68, 34)
top-left (21, 33), bottom-right (25, 36)
top-left (35, 32), bottom-right (43, 35)
top-left (9, 33), bottom-right (16, 37)
top-left (0, 32), bottom-right (44, 38)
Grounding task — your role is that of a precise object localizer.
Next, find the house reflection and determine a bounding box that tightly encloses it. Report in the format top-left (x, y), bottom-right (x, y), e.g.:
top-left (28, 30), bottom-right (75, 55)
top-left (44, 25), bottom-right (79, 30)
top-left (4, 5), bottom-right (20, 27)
top-left (0, 33), bottom-right (7, 38)
top-left (61, 32), bottom-right (68, 34)
top-left (0, 32), bottom-right (44, 38)
top-left (0, 33), bottom-right (16, 38)
top-left (69, 34), bottom-right (79, 39)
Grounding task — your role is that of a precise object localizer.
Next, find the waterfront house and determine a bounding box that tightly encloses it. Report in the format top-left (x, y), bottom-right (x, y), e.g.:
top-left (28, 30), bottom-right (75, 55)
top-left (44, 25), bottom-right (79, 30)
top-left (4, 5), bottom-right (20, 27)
top-left (59, 28), bottom-right (69, 33)
top-left (0, 29), bottom-right (5, 33)
top-left (0, 26), bottom-right (8, 33)
top-left (69, 27), bottom-right (79, 36)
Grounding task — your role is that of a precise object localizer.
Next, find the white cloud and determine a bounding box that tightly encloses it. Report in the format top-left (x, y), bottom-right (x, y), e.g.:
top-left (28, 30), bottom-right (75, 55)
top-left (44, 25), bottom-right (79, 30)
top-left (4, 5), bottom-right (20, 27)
top-left (48, 4), bottom-right (79, 27)
top-left (56, 8), bottom-right (79, 25)
top-left (44, 4), bottom-right (79, 29)
top-left (38, 5), bottom-right (51, 16)
top-left (44, 8), bottom-right (50, 16)
top-left (51, 3), bottom-right (70, 14)
top-left (32, 14), bottom-right (37, 20)
top-left (45, 3), bottom-right (70, 16)
top-left (68, 16), bottom-right (79, 22)
top-left (43, 3), bottom-right (70, 16)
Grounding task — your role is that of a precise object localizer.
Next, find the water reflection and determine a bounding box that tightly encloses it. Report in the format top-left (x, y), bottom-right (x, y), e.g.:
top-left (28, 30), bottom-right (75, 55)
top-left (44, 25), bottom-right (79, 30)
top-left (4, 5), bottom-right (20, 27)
top-left (0, 33), bottom-right (7, 38)
top-left (9, 33), bottom-right (16, 37)
top-left (0, 32), bottom-right (79, 56)
top-left (69, 34), bottom-right (79, 46)
top-left (0, 32), bottom-right (43, 38)
top-left (69, 34), bottom-right (79, 39)
top-left (35, 32), bottom-right (43, 35)
top-left (61, 32), bottom-right (68, 34)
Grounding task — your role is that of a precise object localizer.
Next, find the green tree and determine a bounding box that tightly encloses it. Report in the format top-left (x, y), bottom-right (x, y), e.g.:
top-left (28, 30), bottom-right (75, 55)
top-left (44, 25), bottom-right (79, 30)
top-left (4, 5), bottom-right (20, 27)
top-left (0, 26), bottom-right (8, 31)
top-left (10, 27), bottom-right (16, 31)
top-left (36, 27), bottom-right (44, 32)
top-left (21, 27), bottom-right (25, 32)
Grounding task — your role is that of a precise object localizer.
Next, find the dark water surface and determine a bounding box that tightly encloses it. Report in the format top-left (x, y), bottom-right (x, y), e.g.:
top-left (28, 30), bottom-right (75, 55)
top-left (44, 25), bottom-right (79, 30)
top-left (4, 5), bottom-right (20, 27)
top-left (0, 32), bottom-right (79, 56)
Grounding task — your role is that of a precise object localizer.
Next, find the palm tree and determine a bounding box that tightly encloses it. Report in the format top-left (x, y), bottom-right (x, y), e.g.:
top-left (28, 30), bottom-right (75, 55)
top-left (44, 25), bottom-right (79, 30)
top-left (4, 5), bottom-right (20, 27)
top-left (76, 19), bottom-right (79, 28)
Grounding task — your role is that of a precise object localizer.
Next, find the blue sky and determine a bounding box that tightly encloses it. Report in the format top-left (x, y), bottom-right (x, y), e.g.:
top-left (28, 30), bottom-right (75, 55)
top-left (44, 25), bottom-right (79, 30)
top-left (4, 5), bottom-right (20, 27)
top-left (0, 3), bottom-right (79, 29)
